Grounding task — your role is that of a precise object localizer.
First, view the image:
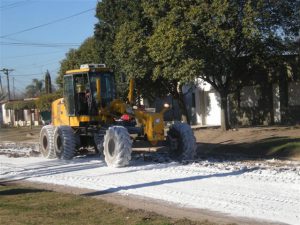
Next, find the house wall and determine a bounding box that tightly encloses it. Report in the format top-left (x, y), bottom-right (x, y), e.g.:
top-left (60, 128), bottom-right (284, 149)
top-left (138, 80), bottom-right (299, 126)
top-left (1, 104), bottom-right (41, 127)
top-left (240, 86), bottom-right (260, 107)
top-left (187, 80), bottom-right (221, 126)
top-left (145, 80), bottom-right (222, 126)
top-left (273, 84), bottom-right (281, 123)
top-left (288, 82), bottom-right (300, 106)
top-left (287, 82), bottom-right (300, 123)
top-left (231, 81), bottom-right (300, 126)
top-left (1, 104), bottom-right (13, 125)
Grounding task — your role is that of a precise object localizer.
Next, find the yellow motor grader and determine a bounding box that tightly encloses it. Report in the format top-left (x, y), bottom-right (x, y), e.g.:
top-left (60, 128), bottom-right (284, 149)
top-left (39, 64), bottom-right (196, 167)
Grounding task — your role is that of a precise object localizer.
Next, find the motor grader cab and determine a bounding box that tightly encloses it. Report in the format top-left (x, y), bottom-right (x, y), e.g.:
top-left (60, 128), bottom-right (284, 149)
top-left (39, 64), bottom-right (196, 167)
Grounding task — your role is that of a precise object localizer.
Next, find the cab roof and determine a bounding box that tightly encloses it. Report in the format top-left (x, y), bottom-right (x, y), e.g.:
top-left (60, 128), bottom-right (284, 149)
top-left (65, 64), bottom-right (112, 75)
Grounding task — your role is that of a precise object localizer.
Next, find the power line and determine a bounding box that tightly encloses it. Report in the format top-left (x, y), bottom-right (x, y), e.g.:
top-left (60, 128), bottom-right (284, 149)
top-left (3, 50), bottom-right (63, 59)
top-left (11, 57), bottom-right (62, 70)
top-left (0, 41), bottom-right (80, 48)
top-left (11, 68), bottom-right (59, 78)
top-left (0, 0), bottom-right (31, 9)
top-left (0, 7), bottom-right (95, 38)
top-left (12, 74), bottom-right (40, 77)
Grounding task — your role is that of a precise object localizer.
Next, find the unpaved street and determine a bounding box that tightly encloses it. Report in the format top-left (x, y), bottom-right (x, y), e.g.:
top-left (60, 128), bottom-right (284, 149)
top-left (1, 151), bottom-right (299, 225)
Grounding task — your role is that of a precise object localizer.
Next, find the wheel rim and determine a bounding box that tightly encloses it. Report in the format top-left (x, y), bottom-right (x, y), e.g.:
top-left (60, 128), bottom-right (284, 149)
top-left (108, 138), bottom-right (115, 157)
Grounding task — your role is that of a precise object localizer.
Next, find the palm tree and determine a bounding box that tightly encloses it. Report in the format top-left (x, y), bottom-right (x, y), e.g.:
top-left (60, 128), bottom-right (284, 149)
top-left (25, 79), bottom-right (44, 98)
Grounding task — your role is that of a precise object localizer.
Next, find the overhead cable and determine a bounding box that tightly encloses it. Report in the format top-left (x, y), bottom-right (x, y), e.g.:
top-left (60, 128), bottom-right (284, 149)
top-left (0, 7), bottom-right (95, 38)
top-left (0, 41), bottom-right (80, 47)
top-left (0, 0), bottom-right (31, 10)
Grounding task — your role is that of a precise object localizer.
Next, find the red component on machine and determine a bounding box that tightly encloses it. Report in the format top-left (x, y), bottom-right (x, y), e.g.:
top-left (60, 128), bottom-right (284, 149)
top-left (121, 114), bottom-right (130, 121)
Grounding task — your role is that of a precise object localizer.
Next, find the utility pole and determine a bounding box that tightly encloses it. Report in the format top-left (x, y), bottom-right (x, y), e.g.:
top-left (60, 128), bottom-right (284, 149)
top-left (0, 68), bottom-right (14, 100)
top-left (0, 75), bottom-right (3, 94)
top-left (13, 77), bottom-right (15, 99)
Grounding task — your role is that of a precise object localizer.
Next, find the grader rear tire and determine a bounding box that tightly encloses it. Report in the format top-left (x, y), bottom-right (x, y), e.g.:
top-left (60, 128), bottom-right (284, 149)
top-left (39, 125), bottom-right (56, 159)
top-left (54, 126), bottom-right (76, 160)
top-left (103, 126), bottom-right (132, 167)
top-left (167, 122), bottom-right (197, 160)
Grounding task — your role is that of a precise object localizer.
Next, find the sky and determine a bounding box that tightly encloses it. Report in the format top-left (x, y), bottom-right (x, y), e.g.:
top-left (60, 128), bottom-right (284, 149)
top-left (0, 0), bottom-right (99, 97)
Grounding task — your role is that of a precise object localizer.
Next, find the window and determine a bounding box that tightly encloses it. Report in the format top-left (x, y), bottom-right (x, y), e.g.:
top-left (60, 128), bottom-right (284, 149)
top-left (64, 75), bottom-right (75, 115)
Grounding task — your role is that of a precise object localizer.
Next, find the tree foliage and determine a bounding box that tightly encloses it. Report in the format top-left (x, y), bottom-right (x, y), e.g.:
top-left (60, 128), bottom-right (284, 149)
top-left (45, 70), bottom-right (52, 94)
top-left (144, 0), bottom-right (300, 129)
top-left (56, 37), bottom-right (100, 88)
top-left (96, 0), bottom-right (193, 119)
top-left (5, 91), bottom-right (62, 112)
top-left (25, 79), bottom-right (44, 98)
top-left (58, 0), bottom-right (299, 128)
top-left (35, 91), bottom-right (62, 111)
top-left (5, 100), bottom-right (36, 110)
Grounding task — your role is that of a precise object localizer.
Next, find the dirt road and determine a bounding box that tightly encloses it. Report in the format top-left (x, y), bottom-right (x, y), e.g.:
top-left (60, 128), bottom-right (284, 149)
top-left (1, 125), bottom-right (299, 224)
top-left (1, 154), bottom-right (299, 225)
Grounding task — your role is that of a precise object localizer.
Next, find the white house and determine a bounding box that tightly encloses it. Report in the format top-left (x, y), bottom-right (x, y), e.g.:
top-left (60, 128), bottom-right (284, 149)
top-left (0, 100), bottom-right (40, 127)
top-left (183, 79), bottom-right (300, 126)
top-left (183, 79), bottom-right (221, 126)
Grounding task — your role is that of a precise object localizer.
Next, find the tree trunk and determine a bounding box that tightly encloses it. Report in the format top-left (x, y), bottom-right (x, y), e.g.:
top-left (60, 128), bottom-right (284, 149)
top-left (220, 92), bottom-right (230, 131)
top-left (168, 80), bottom-right (190, 124)
top-left (177, 83), bottom-right (190, 124)
top-left (178, 94), bottom-right (190, 124)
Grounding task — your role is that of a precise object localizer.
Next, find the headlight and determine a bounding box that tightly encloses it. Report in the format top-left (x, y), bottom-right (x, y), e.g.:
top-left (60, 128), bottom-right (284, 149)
top-left (155, 118), bottom-right (160, 124)
top-left (163, 103), bottom-right (170, 108)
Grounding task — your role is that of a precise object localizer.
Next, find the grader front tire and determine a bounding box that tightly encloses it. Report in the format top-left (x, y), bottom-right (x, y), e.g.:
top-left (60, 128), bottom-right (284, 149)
top-left (167, 122), bottom-right (197, 160)
top-left (103, 126), bottom-right (132, 167)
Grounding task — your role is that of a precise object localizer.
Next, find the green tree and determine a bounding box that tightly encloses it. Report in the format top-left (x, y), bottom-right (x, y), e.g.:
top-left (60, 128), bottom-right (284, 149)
top-left (25, 79), bottom-right (44, 98)
top-left (94, 0), bottom-right (299, 128)
top-left (95, 0), bottom-right (147, 98)
top-left (112, 7), bottom-right (171, 104)
top-left (142, 0), bottom-right (299, 129)
top-left (35, 91), bottom-right (63, 111)
top-left (188, 0), bottom-right (299, 130)
top-left (56, 37), bottom-right (100, 88)
top-left (143, 1), bottom-right (203, 122)
top-left (110, 1), bottom-right (191, 119)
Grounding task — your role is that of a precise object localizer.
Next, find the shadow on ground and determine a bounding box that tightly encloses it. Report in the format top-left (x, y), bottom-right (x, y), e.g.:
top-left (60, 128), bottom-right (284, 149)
top-left (197, 136), bottom-right (300, 159)
top-left (0, 187), bottom-right (48, 195)
top-left (82, 167), bottom-right (257, 197)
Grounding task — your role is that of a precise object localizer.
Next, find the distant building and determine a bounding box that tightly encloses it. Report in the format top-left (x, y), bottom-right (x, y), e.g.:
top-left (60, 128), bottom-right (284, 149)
top-left (0, 98), bottom-right (41, 127)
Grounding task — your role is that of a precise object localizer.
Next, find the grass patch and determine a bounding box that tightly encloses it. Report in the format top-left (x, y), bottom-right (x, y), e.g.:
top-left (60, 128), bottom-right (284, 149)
top-left (200, 137), bottom-right (300, 159)
top-left (0, 185), bottom-right (221, 225)
top-left (267, 141), bottom-right (300, 158)
top-left (0, 126), bottom-right (41, 142)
